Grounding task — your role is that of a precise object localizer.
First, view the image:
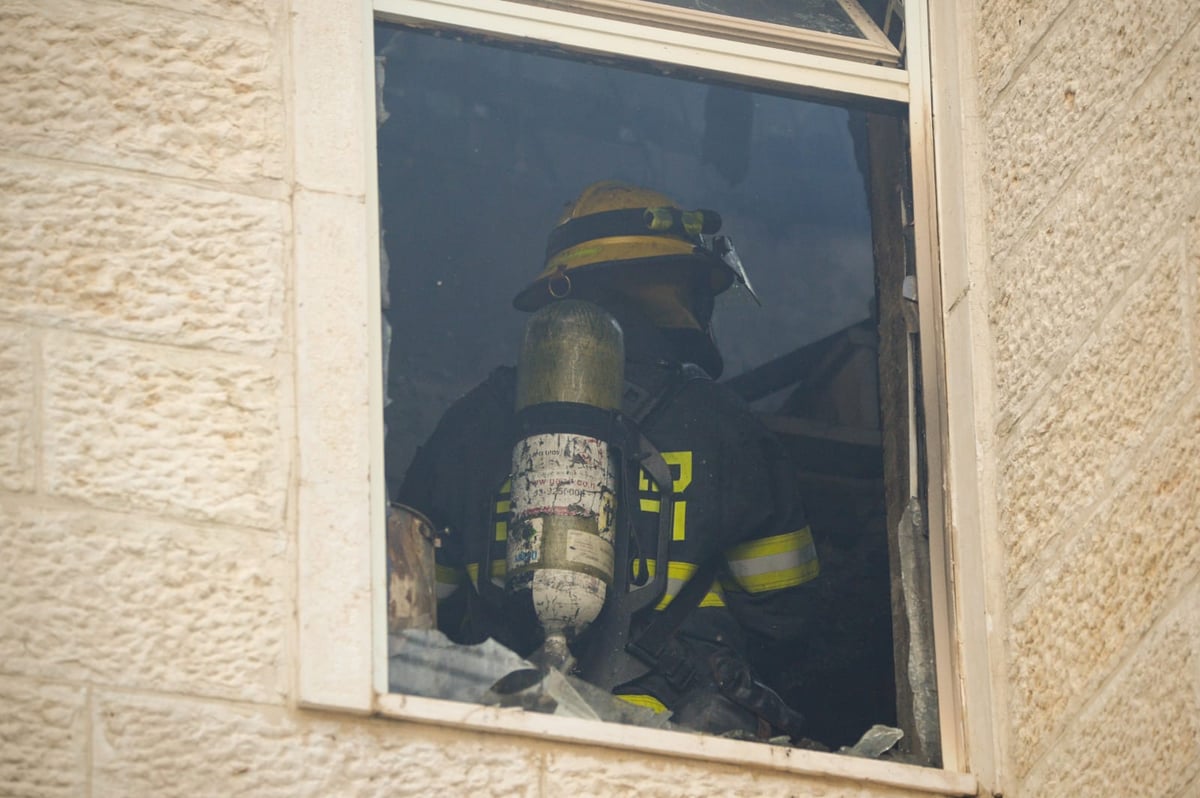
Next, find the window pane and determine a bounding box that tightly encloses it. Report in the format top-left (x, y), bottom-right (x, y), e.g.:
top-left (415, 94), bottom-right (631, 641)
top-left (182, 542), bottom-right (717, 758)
top-left (377, 22), bottom-right (909, 755)
top-left (379, 30), bottom-right (877, 474)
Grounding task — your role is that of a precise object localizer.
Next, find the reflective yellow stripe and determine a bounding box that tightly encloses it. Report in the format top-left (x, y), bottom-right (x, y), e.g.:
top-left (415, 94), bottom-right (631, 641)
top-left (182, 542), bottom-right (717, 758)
top-left (698, 580), bottom-right (726, 608)
top-left (726, 528), bottom-right (813, 561)
top-left (435, 565), bottom-right (462, 585)
top-left (493, 479), bottom-right (512, 548)
top-left (672, 500), bottom-right (686, 541)
top-left (630, 557), bottom-right (657, 581)
top-left (435, 565), bottom-right (463, 600)
top-left (666, 560), bottom-right (694, 579)
top-left (659, 586), bottom-right (726, 610)
top-left (635, 560), bottom-right (726, 610)
top-left (615, 693), bottom-right (668, 714)
top-left (640, 498), bottom-right (661, 513)
top-left (726, 527), bottom-right (819, 593)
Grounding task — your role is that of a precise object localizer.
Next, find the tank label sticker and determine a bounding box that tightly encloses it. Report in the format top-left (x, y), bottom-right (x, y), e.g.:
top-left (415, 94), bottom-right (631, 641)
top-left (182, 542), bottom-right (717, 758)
top-left (508, 517), bottom-right (543, 570)
top-left (566, 528), bottom-right (615, 576)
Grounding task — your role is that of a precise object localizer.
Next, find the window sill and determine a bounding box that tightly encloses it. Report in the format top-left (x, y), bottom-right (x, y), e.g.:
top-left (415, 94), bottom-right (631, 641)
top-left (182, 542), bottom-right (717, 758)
top-left (373, 692), bottom-right (977, 796)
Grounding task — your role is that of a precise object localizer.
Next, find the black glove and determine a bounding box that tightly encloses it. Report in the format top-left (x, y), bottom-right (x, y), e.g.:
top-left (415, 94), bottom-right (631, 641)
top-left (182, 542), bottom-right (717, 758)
top-left (708, 648), bottom-right (806, 739)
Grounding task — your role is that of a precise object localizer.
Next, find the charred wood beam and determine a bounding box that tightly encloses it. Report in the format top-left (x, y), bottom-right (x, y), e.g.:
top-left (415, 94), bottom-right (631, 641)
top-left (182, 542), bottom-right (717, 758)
top-left (723, 319), bottom-right (874, 402)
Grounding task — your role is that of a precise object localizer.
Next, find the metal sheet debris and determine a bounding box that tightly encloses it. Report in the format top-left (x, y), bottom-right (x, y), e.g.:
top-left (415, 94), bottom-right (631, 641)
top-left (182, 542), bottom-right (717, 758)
top-left (388, 630), bottom-right (675, 730)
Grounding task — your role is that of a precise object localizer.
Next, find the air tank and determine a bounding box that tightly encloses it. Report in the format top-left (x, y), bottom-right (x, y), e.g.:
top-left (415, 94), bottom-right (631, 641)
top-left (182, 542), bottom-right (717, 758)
top-left (507, 299), bottom-right (624, 671)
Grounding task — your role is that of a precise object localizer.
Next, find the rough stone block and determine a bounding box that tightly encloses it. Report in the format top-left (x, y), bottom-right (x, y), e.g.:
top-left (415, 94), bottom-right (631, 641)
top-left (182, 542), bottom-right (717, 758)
top-left (0, 323), bottom-right (35, 492)
top-left (0, 160), bottom-right (286, 356)
top-left (132, 0), bottom-right (280, 26)
top-left (543, 748), bottom-right (943, 798)
top-left (985, 1), bottom-right (1196, 257)
top-left (1018, 602), bottom-right (1200, 794)
top-left (0, 499), bottom-right (287, 703)
top-left (988, 27), bottom-right (1200, 414)
top-left (0, 0), bottom-right (284, 186)
top-left (0, 677), bottom-right (87, 798)
top-left (42, 333), bottom-right (287, 529)
top-left (93, 693), bottom-right (542, 797)
top-left (998, 245), bottom-right (1189, 596)
top-left (976, 0), bottom-right (1073, 105)
top-left (1171, 773), bottom-right (1200, 798)
top-left (1007, 399), bottom-right (1200, 772)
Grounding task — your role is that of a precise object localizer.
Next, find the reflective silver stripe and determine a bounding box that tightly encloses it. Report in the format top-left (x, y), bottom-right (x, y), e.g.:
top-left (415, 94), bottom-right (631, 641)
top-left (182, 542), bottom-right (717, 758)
top-left (727, 547), bottom-right (815, 581)
top-left (725, 529), bottom-right (819, 593)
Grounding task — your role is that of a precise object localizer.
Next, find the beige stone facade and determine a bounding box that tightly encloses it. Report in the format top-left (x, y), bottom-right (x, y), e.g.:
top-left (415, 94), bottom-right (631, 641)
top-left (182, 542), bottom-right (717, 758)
top-left (979, 1), bottom-right (1200, 794)
top-left (0, 1), bottom-right (1196, 796)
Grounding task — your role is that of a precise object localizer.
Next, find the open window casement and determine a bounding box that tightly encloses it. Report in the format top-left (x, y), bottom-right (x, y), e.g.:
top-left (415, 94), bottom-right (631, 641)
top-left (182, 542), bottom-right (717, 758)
top-left (514, 0), bottom-right (903, 65)
top-left (296, 0), bottom-right (980, 790)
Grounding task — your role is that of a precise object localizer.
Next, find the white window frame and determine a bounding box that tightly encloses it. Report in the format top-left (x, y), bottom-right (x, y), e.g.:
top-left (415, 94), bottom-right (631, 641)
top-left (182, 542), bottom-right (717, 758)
top-left (292, 0), bottom-right (998, 793)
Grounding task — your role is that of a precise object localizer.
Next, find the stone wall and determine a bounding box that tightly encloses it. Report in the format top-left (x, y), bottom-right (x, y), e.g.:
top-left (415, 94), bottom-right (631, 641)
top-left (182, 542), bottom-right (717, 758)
top-left (977, 0), bottom-right (1200, 794)
top-left (0, 0), bottom-right (295, 792)
top-left (0, 1), bottom-right (961, 795)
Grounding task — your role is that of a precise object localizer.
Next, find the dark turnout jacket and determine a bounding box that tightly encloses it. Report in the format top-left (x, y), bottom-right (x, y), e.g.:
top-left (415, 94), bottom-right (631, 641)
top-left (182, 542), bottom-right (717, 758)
top-left (396, 302), bottom-right (818, 715)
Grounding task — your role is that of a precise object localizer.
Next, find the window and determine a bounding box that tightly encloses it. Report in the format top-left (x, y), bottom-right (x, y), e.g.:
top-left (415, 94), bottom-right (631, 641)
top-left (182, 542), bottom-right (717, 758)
top-left (294, 0), bottom-right (986, 790)
top-left (377, 19), bottom-right (918, 754)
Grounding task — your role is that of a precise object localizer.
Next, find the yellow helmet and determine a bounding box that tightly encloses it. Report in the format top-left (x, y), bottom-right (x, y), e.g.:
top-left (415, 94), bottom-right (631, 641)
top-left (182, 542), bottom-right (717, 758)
top-left (512, 181), bottom-right (738, 325)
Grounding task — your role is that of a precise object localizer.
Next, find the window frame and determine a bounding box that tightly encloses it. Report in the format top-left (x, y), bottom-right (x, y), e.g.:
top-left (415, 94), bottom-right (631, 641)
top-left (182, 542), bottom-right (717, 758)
top-left (291, 0), bottom-right (996, 792)
top-left (378, 0), bottom-right (908, 104)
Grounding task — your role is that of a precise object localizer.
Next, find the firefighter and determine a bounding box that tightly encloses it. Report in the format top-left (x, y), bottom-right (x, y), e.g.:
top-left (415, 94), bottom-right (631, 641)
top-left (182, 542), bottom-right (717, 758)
top-left (394, 181), bottom-right (819, 737)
